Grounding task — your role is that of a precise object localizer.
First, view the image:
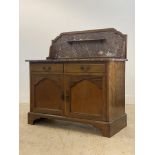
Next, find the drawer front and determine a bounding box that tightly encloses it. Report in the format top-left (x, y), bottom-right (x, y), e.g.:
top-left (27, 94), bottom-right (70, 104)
top-left (65, 64), bottom-right (105, 73)
top-left (30, 64), bottom-right (63, 72)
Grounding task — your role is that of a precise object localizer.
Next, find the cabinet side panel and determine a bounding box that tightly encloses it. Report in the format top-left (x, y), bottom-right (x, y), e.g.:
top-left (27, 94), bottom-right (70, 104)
top-left (107, 62), bottom-right (125, 121)
top-left (30, 63), bottom-right (33, 112)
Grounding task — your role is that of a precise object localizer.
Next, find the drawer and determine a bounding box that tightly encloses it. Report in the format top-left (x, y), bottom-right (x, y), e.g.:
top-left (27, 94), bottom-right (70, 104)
top-left (64, 64), bottom-right (105, 73)
top-left (30, 64), bottom-right (63, 72)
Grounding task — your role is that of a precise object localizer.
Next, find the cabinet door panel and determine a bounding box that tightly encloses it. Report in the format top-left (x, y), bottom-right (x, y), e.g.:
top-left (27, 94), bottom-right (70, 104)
top-left (31, 74), bottom-right (64, 115)
top-left (65, 75), bottom-right (106, 120)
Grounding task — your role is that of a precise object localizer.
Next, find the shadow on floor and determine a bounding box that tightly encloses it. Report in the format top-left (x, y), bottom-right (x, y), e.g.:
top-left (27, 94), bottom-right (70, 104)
top-left (34, 118), bottom-right (101, 136)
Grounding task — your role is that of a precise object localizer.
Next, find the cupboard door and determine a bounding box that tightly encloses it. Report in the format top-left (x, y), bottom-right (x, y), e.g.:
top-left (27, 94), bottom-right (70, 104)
top-left (31, 74), bottom-right (64, 115)
top-left (65, 75), bottom-right (106, 120)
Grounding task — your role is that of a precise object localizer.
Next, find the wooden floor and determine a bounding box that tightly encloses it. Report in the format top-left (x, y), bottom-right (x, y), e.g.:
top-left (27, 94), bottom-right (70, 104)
top-left (20, 104), bottom-right (135, 155)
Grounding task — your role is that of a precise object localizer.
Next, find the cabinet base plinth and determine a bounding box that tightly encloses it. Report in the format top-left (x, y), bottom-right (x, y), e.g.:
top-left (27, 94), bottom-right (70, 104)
top-left (28, 112), bottom-right (127, 137)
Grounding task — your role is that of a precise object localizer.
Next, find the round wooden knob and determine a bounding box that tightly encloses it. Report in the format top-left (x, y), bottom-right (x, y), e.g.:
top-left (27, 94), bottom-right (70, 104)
top-left (80, 66), bottom-right (90, 71)
top-left (80, 66), bottom-right (84, 70)
top-left (48, 66), bottom-right (51, 70)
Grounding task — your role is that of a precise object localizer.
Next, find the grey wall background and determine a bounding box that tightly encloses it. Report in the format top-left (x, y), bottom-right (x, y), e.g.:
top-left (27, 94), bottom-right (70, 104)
top-left (20, 0), bottom-right (135, 104)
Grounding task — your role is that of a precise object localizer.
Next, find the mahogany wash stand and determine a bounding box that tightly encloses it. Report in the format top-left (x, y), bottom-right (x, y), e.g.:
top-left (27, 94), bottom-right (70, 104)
top-left (26, 28), bottom-right (127, 137)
